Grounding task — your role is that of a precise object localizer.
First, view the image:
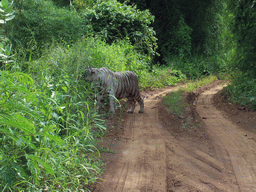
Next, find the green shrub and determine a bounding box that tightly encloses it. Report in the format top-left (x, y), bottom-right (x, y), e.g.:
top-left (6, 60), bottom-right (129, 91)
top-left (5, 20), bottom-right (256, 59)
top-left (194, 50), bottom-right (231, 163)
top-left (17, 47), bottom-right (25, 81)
top-left (224, 71), bottom-right (256, 109)
top-left (12, 0), bottom-right (87, 58)
top-left (73, 0), bottom-right (98, 10)
top-left (0, 69), bottom-right (105, 190)
top-left (163, 90), bottom-right (187, 117)
top-left (140, 65), bottom-right (186, 90)
top-left (166, 54), bottom-right (228, 79)
top-left (0, 38), bottom-right (111, 190)
top-left (83, 0), bottom-right (157, 58)
top-left (26, 35), bottom-right (185, 89)
top-left (27, 37), bottom-right (149, 78)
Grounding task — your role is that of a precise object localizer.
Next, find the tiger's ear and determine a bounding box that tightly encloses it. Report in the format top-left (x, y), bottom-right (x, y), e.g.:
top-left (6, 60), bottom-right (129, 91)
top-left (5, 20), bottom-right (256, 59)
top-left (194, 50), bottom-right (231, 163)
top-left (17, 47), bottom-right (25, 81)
top-left (86, 66), bottom-right (95, 74)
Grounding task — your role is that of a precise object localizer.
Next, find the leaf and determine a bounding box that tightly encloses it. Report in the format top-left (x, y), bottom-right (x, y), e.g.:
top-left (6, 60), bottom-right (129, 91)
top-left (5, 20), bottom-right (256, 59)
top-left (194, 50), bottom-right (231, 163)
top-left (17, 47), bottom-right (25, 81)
top-left (27, 155), bottom-right (55, 175)
top-left (95, 123), bottom-right (107, 131)
top-left (5, 11), bottom-right (15, 16)
top-left (0, 53), bottom-right (8, 58)
top-left (1, 0), bottom-right (9, 9)
top-left (43, 133), bottom-right (64, 145)
top-left (5, 14), bottom-right (15, 21)
top-left (61, 86), bottom-right (67, 93)
top-left (18, 136), bottom-right (37, 149)
top-left (10, 161), bottom-right (28, 180)
top-left (0, 112), bottom-right (12, 120)
top-left (0, 115), bottom-right (35, 135)
top-left (79, 110), bottom-right (84, 121)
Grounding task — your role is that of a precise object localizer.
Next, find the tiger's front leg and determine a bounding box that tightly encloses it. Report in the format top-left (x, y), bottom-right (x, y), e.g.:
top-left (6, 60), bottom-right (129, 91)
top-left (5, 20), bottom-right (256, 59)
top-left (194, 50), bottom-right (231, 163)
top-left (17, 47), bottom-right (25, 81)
top-left (109, 87), bottom-right (116, 114)
top-left (127, 97), bottom-right (135, 113)
top-left (109, 95), bottom-right (116, 113)
top-left (96, 94), bottom-right (104, 111)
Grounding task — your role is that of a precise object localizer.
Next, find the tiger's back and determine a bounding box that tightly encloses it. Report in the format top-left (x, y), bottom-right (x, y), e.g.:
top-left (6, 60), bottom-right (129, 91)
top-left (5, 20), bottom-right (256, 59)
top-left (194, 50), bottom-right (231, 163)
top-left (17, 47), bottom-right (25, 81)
top-left (114, 71), bottom-right (140, 99)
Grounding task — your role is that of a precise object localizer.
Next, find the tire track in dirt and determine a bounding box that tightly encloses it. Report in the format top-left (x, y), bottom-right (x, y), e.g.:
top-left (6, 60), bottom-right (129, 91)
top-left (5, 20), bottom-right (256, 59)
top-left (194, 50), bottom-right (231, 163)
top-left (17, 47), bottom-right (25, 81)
top-left (196, 84), bottom-right (256, 191)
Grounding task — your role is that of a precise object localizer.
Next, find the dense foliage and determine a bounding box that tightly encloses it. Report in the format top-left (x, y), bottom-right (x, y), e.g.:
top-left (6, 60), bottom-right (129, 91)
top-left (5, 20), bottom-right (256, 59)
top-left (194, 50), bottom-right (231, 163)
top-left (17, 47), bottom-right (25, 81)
top-left (222, 0), bottom-right (256, 109)
top-left (11, 0), bottom-right (88, 59)
top-left (120, 0), bottom-right (225, 61)
top-left (224, 72), bottom-right (256, 109)
top-left (228, 0), bottom-right (256, 77)
top-left (1, 35), bottom-right (108, 191)
top-left (0, 70), bottom-right (105, 190)
top-left (83, 0), bottom-right (157, 58)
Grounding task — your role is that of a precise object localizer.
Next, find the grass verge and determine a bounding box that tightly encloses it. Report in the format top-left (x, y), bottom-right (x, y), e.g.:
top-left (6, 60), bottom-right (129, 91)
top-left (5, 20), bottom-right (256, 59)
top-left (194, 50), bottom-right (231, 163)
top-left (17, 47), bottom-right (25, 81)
top-left (163, 75), bottom-right (218, 117)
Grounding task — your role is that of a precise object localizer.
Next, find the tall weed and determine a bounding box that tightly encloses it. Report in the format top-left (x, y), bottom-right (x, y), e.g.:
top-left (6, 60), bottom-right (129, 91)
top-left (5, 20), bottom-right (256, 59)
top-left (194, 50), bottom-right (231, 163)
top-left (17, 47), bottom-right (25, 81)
top-left (224, 71), bottom-right (256, 109)
top-left (163, 90), bottom-right (187, 117)
top-left (1, 43), bottom-right (107, 190)
top-left (30, 37), bottom-right (185, 90)
top-left (12, 0), bottom-right (88, 59)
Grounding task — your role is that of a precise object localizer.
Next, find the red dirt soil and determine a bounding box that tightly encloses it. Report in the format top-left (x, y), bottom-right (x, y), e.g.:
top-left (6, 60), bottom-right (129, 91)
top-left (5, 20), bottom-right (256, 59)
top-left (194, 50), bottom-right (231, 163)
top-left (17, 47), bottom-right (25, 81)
top-left (92, 80), bottom-right (256, 192)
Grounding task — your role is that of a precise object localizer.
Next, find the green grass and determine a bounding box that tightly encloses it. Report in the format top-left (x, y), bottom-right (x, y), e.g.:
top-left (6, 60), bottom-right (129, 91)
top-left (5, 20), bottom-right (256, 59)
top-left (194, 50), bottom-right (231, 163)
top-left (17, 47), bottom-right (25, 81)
top-left (180, 75), bottom-right (218, 92)
top-left (163, 75), bottom-right (218, 117)
top-left (163, 90), bottom-right (187, 117)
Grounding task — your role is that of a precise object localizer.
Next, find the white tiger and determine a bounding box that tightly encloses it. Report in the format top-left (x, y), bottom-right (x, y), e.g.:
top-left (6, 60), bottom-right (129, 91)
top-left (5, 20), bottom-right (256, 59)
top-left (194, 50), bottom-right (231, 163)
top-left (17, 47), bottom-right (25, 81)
top-left (83, 67), bottom-right (144, 114)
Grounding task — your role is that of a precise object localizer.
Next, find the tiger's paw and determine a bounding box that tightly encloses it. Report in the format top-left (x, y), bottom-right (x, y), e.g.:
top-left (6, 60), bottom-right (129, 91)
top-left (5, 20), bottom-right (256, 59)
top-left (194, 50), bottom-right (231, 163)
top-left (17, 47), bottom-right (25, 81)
top-left (127, 110), bottom-right (134, 114)
top-left (138, 110), bottom-right (144, 113)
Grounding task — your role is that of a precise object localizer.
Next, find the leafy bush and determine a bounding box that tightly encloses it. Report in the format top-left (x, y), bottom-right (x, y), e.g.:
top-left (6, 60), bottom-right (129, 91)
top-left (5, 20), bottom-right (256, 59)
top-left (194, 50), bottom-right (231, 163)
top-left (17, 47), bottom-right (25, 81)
top-left (1, 37), bottom-right (110, 190)
top-left (73, 0), bottom-right (98, 10)
top-left (224, 71), bottom-right (256, 109)
top-left (27, 37), bottom-right (149, 78)
top-left (12, 0), bottom-right (87, 58)
top-left (0, 70), bottom-right (105, 191)
top-left (83, 0), bottom-right (157, 58)
top-left (166, 56), bottom-right (209, 79)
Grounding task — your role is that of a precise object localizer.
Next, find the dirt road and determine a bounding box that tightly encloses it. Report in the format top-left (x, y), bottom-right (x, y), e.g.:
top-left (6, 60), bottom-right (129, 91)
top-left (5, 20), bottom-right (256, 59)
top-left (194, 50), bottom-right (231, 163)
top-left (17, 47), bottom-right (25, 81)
top-left (94, 81), bottom-right (256, 191)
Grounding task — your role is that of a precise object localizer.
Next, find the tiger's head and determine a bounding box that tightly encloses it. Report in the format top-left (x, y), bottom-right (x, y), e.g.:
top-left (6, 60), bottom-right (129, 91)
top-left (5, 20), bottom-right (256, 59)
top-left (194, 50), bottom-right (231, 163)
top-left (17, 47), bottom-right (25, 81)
top-left (82, 66), bottom-right (95, 82)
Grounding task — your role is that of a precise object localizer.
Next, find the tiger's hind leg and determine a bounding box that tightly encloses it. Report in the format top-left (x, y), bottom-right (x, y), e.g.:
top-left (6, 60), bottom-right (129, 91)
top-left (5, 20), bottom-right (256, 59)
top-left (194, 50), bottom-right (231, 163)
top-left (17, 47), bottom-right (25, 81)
top-left (135, 94), bottom-right (144, 113)
top-left (127, 97), bottom-right (135, 113)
